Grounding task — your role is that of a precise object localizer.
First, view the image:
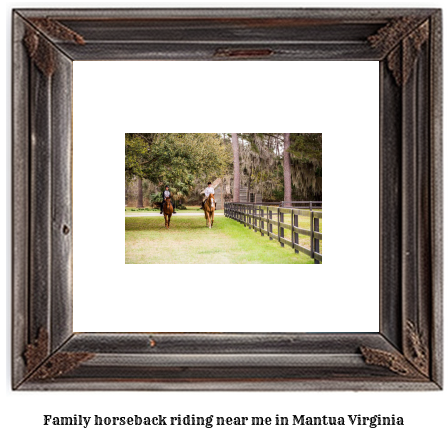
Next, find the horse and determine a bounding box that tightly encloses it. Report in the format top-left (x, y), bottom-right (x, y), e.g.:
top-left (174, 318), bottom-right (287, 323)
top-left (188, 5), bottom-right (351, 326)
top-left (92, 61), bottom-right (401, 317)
top-left (203, 193), bottom-right (215, 229)
top-left (163, 197), bottom-right (173, 229)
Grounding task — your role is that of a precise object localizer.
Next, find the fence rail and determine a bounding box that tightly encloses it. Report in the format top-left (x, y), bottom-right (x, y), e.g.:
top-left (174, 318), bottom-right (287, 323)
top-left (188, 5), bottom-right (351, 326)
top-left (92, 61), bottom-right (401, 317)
top-left (224, 202), bottom-right (322, 264)
top-left (232, 201), bottom-right (322, 210)
top-left (281, 201), bottom-right (322, 210)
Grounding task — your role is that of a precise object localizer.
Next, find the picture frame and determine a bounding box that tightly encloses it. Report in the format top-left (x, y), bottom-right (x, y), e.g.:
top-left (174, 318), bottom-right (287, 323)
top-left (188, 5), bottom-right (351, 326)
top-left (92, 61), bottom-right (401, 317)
top-left (12, 8), bottom-right (442, 390)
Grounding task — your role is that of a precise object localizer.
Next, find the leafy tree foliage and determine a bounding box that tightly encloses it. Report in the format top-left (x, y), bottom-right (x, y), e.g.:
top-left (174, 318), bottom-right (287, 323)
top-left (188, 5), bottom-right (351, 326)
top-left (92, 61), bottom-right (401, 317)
top-left (150, 192), bottom-right (163, 203)
top-left (126, 133), bottom-right (232, 196)
top-left (126, 133), bottom-right (321, 205)
top-left (289, 133), bottom-right (322, 200)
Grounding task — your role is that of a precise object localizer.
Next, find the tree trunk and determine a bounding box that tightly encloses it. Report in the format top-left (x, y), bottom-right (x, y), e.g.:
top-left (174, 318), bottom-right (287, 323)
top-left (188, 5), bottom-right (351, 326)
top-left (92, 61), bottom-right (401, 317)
top-left (283, 133), bottom-right (292, 206)
top-left (137, 177), bottom-right (144, 208)
top-left (232, 133), bottom-right (240, 202)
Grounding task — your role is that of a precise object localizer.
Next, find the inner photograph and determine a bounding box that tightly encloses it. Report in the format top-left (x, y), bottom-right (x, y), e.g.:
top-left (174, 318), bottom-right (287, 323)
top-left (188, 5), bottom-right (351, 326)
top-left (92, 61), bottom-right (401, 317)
top-left (125, 133), bottom-right (322, 264)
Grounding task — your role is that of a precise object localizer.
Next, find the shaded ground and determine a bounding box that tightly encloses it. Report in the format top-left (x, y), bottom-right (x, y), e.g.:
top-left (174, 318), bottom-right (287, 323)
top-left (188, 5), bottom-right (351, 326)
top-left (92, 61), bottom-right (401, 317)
top-left (125, 215), bottom-right (315, 264)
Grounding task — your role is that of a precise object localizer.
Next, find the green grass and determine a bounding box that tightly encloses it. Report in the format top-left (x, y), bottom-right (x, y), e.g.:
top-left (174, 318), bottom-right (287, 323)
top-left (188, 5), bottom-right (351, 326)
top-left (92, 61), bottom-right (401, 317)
top-left (180, 205), bottom-right (202, 210)
top-left (125, 215), bottom-right (315, 264)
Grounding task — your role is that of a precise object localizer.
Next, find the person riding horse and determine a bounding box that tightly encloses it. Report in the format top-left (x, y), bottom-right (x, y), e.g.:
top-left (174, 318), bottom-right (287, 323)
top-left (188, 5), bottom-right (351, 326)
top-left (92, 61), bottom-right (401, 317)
top-left (201, 182), bottom-right (214, 209)
top-left (160, 185), bottom-right (177, 214)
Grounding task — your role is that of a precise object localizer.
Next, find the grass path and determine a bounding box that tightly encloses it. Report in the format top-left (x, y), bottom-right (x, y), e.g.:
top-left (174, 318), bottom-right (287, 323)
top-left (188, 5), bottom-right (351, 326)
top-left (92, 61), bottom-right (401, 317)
top-left (125, 212), bottom-right (224, 217)
top-left (125, 206), bottom-right (211, 215)
top-left (125, 215), bottom-right (314, 264)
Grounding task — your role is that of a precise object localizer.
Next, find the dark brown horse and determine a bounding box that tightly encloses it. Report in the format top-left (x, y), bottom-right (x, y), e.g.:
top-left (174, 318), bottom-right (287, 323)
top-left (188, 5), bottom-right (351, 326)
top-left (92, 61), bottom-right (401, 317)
top-left (204, 193), bottom-right (215, 229)
top-left (163, 197), bottom-right (173, 229)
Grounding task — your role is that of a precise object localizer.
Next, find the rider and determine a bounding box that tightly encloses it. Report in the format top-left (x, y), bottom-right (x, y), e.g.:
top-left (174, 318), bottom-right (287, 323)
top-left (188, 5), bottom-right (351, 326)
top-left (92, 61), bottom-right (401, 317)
top-left (201, 181), bottom-right (214, 209)
top-left (160, 184), bottom-right (176, 214)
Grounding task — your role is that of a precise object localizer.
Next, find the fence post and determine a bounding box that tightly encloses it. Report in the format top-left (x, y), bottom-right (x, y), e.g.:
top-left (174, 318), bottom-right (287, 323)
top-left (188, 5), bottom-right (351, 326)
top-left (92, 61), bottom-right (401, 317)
top-left (253, 205), bottom-right (256, 232)
top-left (260, 207), bottom-right (264, 237)
top-left (277, 207), bottom-right (280, 242)
top-left (251, 205), bottom-right (254, 230)
top-left (254, 205), bottom-right (257, 233)
top-left (291, 209), bottom-right (294, 251)
top-left (277, 207), bottom-right (280, 243)
top-left (310, 211), bottom-right (317, 262)
top-left (280, 211), bottom-right (284, 247)
top-left (249, 204), bottom-right (252, 229)
top-left (294, 211), bottom-right (299, 253)
top-left (313, 215), bottom-right (320, 264)
top-left (252, 204), bottom-right (255, 231)
top-left (269, 208), bottom-right (273, 240)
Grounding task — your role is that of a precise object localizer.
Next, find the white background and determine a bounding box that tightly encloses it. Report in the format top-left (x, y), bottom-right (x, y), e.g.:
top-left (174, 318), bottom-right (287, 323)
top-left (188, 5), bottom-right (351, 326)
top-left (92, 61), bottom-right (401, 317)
top-left (2, 1), bottom-right (446, 438)
top-left (73, 60), bottom-right (379, 332)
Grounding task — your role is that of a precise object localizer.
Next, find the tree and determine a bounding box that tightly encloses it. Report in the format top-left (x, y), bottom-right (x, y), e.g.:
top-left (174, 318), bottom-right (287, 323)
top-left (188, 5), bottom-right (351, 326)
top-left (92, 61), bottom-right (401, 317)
top-left (283, 133), bottom-right (292, 205)
top-left (235, 133), bottom-right (321, 202)
top-left (231, 133), bottom-right (240, 202)
top-left (238, 133), bottom-right (282, 201)
top-left (125, 133), bottom-right (232, 197)
top-left (125, 132), bottom-right (322, 205)
top-left (289, 133), bottom-right (322, 200)
top-left (137, 177), bottom-right (144, 208)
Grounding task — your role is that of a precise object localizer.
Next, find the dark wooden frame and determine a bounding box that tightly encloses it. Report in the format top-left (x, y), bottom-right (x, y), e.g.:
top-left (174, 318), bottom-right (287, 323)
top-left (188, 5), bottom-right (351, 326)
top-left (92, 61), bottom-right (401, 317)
top-left (12, 8), bottom-right (442, 390)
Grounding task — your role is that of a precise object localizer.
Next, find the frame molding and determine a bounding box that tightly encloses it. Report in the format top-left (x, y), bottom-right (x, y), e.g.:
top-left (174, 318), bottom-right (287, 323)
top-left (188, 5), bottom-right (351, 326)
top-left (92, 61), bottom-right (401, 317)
top-left (12, 8), bottom-right (442, 390)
